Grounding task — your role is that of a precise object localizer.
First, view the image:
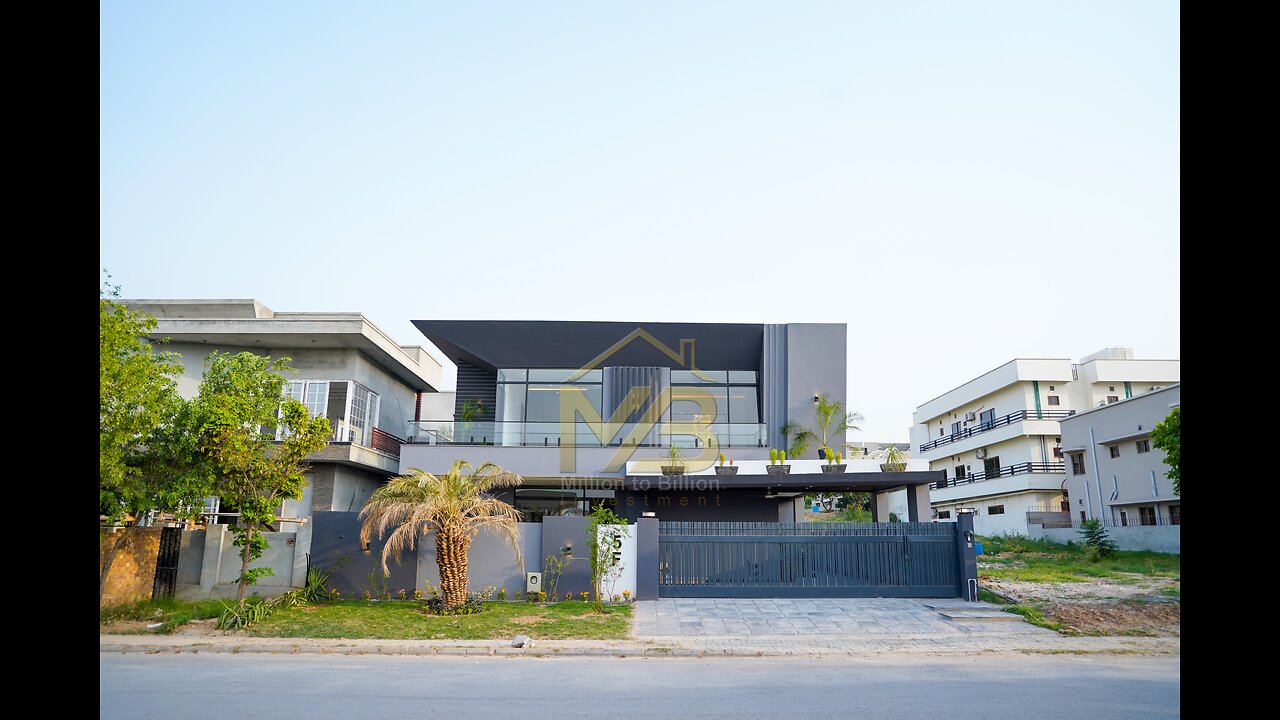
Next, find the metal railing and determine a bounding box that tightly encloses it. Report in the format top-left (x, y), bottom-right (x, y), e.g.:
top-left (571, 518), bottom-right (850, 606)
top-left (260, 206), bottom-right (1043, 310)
top-left (1076, 514), bottom-right (1180, 528)
top-left (405, 420), bottom-right (768, 448)
top-left (918, 409), bottom-right (1076, 452)
top-left (936, 462), bottom-right (1065, 488)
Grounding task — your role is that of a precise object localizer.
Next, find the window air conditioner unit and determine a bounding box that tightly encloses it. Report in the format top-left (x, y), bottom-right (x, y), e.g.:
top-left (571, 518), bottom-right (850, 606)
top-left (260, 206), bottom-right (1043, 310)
top-left (964, 411), bottom-right (977, 422)
top-left (975, 448), bottom-right (988, 459)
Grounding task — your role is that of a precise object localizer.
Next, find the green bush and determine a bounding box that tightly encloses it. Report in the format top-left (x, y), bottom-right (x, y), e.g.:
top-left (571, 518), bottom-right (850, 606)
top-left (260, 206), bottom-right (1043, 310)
top-left (1078, 518), bottom-right (1118, 558)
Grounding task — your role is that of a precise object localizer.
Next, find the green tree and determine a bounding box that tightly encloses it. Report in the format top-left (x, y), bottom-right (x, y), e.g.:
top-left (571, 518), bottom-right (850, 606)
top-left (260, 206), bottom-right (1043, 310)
top-left (785, 393), bottom-right (864, 458)
top-left (1151, 407), bottom-right (1180, 496)
top-left (99, 293), bottom-right (215, 600)
top-left (195, 351), bottom-right (331, 603)
top-left (359, 461), bottom-right (524, 610)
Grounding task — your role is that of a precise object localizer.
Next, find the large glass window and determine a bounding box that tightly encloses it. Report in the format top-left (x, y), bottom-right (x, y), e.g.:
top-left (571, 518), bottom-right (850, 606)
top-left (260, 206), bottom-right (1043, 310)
top-left (346, 382), bottom-right (379, 446)
top-left (526, 384), bottom-right (603, 422)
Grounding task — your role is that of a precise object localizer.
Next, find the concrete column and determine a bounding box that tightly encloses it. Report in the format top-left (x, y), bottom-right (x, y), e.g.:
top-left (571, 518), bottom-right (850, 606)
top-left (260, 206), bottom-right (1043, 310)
top-left (635, 517), bottom-right (659, 600)
top-left (906, 483), bottom-right (932, 522)
top-left (291, 521), bottom-right (313, 589)
top-left (200, 524), bottom-right (228, 594)
top-left (872, 491), bottom-right (892, 522)
top-left (955, 511), bottom-right (979, 601)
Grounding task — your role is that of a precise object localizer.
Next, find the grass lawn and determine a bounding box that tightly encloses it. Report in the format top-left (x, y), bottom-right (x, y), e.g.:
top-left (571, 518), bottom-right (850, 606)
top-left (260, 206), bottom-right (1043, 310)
top-left (977, 534), bottom-right (1179, 584)
top-left (245, 600), bottom-right (632, 640)
top-left (100, 598), bottom-right (228, 634)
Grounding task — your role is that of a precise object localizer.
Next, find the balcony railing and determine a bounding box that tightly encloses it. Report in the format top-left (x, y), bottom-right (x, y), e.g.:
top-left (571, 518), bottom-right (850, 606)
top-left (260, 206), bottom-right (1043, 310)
top-left (918, 409), bottom-right (1076, 452)
top-left (935, 461), bottom-right (1065, 489)
top-left (405, 420), bottom-right (768, 448)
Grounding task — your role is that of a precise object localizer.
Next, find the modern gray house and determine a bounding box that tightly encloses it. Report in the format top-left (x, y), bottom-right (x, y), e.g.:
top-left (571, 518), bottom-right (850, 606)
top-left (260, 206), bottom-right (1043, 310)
top-left (401, 321), bottom-right (942, 523)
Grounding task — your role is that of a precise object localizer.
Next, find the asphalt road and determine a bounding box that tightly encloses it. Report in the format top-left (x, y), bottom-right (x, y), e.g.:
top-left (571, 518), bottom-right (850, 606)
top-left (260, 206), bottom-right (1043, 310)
top-left (101, 654), bottom-right (1179, 719)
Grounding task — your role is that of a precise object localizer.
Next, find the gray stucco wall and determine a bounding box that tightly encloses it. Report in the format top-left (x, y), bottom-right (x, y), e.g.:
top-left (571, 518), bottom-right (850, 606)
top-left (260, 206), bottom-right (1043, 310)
top-left (539, 516), bottom-right (594, 596)
top-left (162, 342), bottom-right (418, 438)
top-left (174, 525), bottom-right (300, 600)
top-left (784, 324), bottom-right (847, 459)
top-left (1030, 523), bottom-right (1180, 554)
top-left (417, 524), bottom-right (542, 599)
top-left (309, 511), bottom-right (419, 597)
top-left (399, 444), bottom-right (770, 478)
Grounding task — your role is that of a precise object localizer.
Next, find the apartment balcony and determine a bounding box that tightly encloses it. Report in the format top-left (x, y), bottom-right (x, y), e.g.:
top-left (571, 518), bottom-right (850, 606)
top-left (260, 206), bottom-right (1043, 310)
top-left (405, 420), bottom-right (768, 449)
top-left (930, 462), bottom-right (1066, 503)
top-left (917, 409), bottom-right (1074, 460)
top-left (295, 422), bottom-right (403, 474)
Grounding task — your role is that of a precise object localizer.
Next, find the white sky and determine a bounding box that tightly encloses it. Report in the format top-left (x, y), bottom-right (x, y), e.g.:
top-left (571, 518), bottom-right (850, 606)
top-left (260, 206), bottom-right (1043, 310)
top-left (100, 2), bottom-right (1179, 441)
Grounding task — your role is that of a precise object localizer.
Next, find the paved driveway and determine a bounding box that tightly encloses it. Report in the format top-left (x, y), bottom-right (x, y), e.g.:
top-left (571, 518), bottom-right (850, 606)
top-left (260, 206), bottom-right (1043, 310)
top-left (632, 598), bottom-right (1038, 638)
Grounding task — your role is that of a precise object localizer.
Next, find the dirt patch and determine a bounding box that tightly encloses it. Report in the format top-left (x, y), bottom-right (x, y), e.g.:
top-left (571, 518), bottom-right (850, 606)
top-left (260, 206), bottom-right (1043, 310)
top-left (984, 575), bottom-right (1178, 603)
top-left (1043, 601), bottom-right (1180, 637)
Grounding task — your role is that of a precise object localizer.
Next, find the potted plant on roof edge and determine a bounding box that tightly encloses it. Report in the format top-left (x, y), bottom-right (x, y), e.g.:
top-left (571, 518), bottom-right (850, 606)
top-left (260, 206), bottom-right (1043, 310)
top-left (880, 445), bottom-right (908, 472)
top-left (661, 444), bottom-right (687, 476)
top-left (714, 453), bottom-right (738, 476)
top-left (766, 448), bottom-right (791, 476)
top-left (821, 450), bottom-right (846, 474)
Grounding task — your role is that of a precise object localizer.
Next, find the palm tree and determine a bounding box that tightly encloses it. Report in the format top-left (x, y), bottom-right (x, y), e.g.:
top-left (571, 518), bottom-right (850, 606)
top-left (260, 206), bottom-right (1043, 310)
top-left (787, 394), bottom-right (864, 458)
top-left (359, 461), bottom-right (524, 610)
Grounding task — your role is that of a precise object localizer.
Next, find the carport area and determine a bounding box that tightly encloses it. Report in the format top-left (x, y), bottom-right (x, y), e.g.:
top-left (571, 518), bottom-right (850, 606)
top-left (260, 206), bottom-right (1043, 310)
top-left (616, 469), bottom-right (943, 523)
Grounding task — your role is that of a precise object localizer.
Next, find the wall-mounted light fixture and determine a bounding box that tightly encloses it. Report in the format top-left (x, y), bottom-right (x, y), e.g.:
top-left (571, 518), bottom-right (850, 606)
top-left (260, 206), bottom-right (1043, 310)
top-left (641, 511), bottom-right (657, 517)
top-left (561, 545), bottom-right (572, 557)
top-left (814, 395), bottom-right (820, 404)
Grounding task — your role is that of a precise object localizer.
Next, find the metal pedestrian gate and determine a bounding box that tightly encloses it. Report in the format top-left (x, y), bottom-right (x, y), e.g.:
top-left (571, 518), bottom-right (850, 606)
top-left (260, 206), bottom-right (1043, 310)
top-left (151, 526), bottom-right (183, 600)
top-left (658, 522), bottom-right (961, 598)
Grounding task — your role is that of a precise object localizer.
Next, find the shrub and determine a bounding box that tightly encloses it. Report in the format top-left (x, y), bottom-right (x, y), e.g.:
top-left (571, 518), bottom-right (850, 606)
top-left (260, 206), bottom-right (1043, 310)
top-left (780, 449), bottom-right (787, 463)
top-left (420, 583), bottom-right (496, 616)
top-left (1078, 518), bottom-right (1118, 558)
top-left (770, 448), bottom-right (779, 464)
top-left (396, 588), bottom-right (407, 601)
top-left (496, 588), bottom-right (507, 602)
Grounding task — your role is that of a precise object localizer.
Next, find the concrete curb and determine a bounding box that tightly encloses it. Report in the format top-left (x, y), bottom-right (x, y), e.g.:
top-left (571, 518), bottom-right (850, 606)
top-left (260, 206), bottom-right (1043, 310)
top-left (100, 635), bottom-right (1179, 659)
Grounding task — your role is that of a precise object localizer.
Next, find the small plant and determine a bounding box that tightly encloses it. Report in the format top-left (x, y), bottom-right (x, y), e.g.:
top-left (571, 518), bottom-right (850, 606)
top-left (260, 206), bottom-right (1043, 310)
top-left (331, 588), bottom-right (342, 599)
top-left (824, 447), bottom-right (834, 464)
top-left (579, 591), bottom-right (590, 601)
top-left (729, 457), bottom-right (734, 466)
top-left (662, 444), bottom-right (687, 474)
top-left (565, 591), bottom-right (574, 601)
top-left (544, 551), bottom-right (570, 600)
top-left (1078, 518), bottom-right (1118, 559)
top-left (362, 590), bottom-right (371, 601)
top-left (396, 588), bottom-right (407, 601)
top-left (835, 452), bottom-right (842, 464)
top-left (719, 452), bottom-right (726, 467)
top-left (779, 449), bottom-right (787, 463)
top-left (611, 594), bottom-right (621, 603)
top-left (496, 588), bottom-right (507, 602)
top-left (622, 590), bottom-right (631, 602)
top-left (413, 588), bottom-right (422, 601)
top-left (419, 580), bottom-right (496, 615)
top-left (770, 448), bottom-right (779, 465)
top-left (888, 512), bottom-right (901, 523)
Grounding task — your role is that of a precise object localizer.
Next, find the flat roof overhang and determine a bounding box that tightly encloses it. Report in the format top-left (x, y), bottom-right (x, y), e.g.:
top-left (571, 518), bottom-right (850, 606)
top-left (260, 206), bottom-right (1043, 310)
top-left (622, 470), bottom-right (943, 492)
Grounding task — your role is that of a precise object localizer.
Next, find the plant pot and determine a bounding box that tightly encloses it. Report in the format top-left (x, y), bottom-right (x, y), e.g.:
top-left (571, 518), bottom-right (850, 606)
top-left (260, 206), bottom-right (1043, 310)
top-left (820, 463), bottom-right (847, 474)
top-left (765, 464), bottom-right (791, 476)
top-left (880, 463), bottom-right (906, 472)
top-left (714, 465), bottom-right (739, 476)
top-left (817, 448), bottom-right (826, 459)
top-left (660, 465), bottom-right (686, 476)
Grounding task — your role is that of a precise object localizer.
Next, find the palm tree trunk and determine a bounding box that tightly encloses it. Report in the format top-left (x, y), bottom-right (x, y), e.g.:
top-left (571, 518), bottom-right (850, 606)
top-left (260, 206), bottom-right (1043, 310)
top-left (436, 528), bottom-right (470, 609)
top-left (99, 524), bottom-right (137, 603)
top-left (235, 520), bottom-right (254, 604)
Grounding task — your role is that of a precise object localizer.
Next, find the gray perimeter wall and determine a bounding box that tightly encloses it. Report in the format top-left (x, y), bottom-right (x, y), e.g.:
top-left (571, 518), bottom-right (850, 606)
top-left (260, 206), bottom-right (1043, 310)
top-left (174, 525), bottom-right (299, 600)
top-left (417, 523), bottom-right (542, 599)
top-left (310, 511), bottom-right (418, 597)
top-left (1029, 523), bottom-right (1180, 554)
top-left (538, 516), bottom-right (595, 597)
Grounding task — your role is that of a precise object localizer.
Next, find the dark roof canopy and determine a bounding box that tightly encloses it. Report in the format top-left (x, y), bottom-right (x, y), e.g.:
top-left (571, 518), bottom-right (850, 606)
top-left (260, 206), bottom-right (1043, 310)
top-left (413, 320), bottom-right (764, 372)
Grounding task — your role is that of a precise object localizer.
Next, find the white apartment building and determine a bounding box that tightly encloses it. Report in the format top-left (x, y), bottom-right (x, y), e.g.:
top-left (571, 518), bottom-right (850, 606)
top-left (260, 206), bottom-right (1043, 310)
top-left (909, 348), bottom-right (1179, 536)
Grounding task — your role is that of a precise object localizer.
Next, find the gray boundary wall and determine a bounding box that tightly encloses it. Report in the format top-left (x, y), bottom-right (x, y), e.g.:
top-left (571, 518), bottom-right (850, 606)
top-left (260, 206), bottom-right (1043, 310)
top-left (417, 523), bottom-right (542, 598)
top-left (174, 525), bottom-right (300, 600)
top-left (1029, 523), bottom-right (1180, 554)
